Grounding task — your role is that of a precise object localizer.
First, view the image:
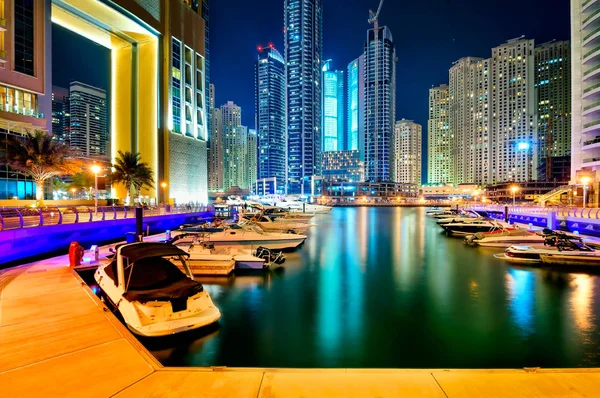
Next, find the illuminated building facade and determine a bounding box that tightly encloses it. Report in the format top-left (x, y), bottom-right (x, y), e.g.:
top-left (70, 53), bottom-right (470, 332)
top-left (255, 46), bottom-right (286, 187)
top-left (427, 84), bottom-right (451, 184)
top-left (364, 26), bottom-right (396, 182)
top-left (393, 119), bottom-right (422, 185)
top-left (535, 41), bottom-right (571, 182)
top-left (247, 128), bottom-right (257, 189)
top-left (51, 86), bottom-right (69, 142)
top-left (208, 83), bottom-right (223, 192)
top-left (322, 60), bottom-right (344, 151)
top-left (322, 150), bottom-right (363, 182)
top-left (68, 81), bottom-right (108, 158)
top-left (347, 55), bottom-right (364, 154)
top-left (285, 0), bottom-right (323, 194)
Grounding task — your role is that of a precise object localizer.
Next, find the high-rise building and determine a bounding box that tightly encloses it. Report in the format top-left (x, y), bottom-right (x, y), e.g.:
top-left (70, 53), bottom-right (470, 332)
top-left (322, 150), bottom-right (363, 182)
top-left (347, 55), bottom-right (364, 154)
top-left (393, 119), bottom-right (422, 185)
top-left (202, 0), bottom-right (211, 152)
top-left (449, 57), bottom-right (482, 185)
top-left (51, 86), bottom-right (70, 143)
top-left (535, 41), bottom-right (571, 182)
top-left (427, 84), bottom-right (451, 184)
top-left (68, 81), bottom-right (108, 158)
top-left (364, 26), bottom-right (396, 182)
top-left (247, 128), bottom-right (258, 189)
top-left (220, 101), bottom-right (248, 190)
top-left (322, 60), bottom-right (344, 151)
top-left (284, 0), bottom-right (323, 194)
top-left (208, 84), bottom-right (223, 192)
top-left (255, 46), bottom-right (286, 189)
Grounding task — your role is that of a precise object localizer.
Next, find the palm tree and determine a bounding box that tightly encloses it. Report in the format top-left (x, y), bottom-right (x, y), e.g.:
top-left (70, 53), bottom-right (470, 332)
top-left (68, 172), bottom-right (96, 199)
top-left (111, 150), bottom-right (154, 204)
top-left (0, 130), bottom-right (83, 203)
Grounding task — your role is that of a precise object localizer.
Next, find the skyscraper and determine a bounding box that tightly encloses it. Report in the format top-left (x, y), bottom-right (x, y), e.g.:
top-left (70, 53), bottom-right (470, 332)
top-left (535, 41), bottom-right (571, 182)
top-left (427, 84), bottom-right (451, 184)
top-left (220, 101), bottom-right (244, 190)
top-left (393, 119), bottom-right (422, 185)
top-left (255, 46), bottom-right (286, 188)
top-left (208, 84), bottom-right (223, 192)
top-left (247, 128), bottom-right (258, 189)
top-left (347, 55), bottom-right (364, 154)
top-left (364, 26), bottom-right (396, 182)
top-left (202, 0), bottom-right (211, 151)
top-left (284, 0), bottom-right (323, 194)
top-left (68, 81), bottom-right (108, 158)
top-left (51, 86), bottom-right (70, 143)
top-left (322, 60), bottom-right (344, 151)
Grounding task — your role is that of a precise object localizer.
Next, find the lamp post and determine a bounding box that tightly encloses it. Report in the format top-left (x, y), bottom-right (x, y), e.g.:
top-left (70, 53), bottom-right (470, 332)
top-left (510, 185), bottom-right (519, 207)
top-left (91, 165), bottom-right (101, 214)
top-left (581, 177), bottom-right (591, 208)
top-left (161, 182), bottom-right (167, 205)
top-left (71, 188), bottom-right (76, 200)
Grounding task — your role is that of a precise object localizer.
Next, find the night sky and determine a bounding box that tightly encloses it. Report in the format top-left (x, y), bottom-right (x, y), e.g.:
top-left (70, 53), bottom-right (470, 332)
top-left (53, 0), bottom-right (570, 179)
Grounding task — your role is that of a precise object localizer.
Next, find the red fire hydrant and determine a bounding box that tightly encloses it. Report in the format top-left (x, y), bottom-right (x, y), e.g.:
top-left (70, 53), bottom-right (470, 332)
top-left (69, 242), bottom-right (84, 267)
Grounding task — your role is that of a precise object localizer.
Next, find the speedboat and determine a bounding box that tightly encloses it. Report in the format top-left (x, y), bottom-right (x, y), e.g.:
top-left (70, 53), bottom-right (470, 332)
top-left (275, 200), bottom-right (332, 214)
top-left (440, 219), bottom-right (512, 236)
top-left (465, 227), bottom-right (545, 247)
top-left (94, 242), bottom-right (221, 337)
top-left (239, 214), bottom-right (316, 234)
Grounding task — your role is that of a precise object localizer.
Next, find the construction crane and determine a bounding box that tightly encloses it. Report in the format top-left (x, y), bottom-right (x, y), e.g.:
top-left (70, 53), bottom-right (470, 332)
top-left (368, 0), bottom-right (384, 180)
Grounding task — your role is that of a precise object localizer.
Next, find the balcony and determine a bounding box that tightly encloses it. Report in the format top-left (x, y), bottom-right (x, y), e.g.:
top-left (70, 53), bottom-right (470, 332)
top-left (584, 99), bottom-right (600, 115)
top-left (583, 44), bottom-right (600, 63)
top-left (583, 157), bottom-right (600, 167)
top-left (583, 0), bottom-right (599, 11)
top-left (583, 136), bottom-right (600, 148)
top-left (584, 25), bottom-right (600, 45)
top-left (584, 81), bottom-right (600, 98)
top-left (0, 17), bottom-right (6, 32)
top-left (583, 118), bottom-right (600, 133)
top-left (0, 104), bottom-right (45, 119)
top-left (583, 7), bottom-right (600, 29)
top-left (584, 63), bottom-right (600, 81)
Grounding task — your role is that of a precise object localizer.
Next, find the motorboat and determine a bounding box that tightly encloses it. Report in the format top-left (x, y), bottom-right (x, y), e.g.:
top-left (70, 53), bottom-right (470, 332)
top-left (426, 209), bottom-right (455, 218)
top-left (275, 199), bottom-right (332, 214)
top-left (94, 242), bottom-right (221, 337)
top-left (464, 227), bottom-right (545, 247)
top-left (239, 214), bottom-right (316, 234)
top-left (440, 219), bottom-right (512, 236)
top-left (494, 231), bottom-right (600, 265)
top-left (172, 225), bottom-right (306, 250)
top-left (539, 253), bottom-right (600, 267)
top-left (436, 210), bottom-right (484, 225)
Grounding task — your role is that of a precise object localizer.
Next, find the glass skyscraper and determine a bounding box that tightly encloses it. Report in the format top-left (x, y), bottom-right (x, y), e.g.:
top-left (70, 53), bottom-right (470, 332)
top-left (322, 60), bottom-right (344, 152)
top-left (285, 0), bottom-right (323, 194)
top-left (347, 56), bottom-right (364, 154)
top-left (255, 46), bottom-right (286, 191)
top-left (364, 26), bottom-right (396, 182)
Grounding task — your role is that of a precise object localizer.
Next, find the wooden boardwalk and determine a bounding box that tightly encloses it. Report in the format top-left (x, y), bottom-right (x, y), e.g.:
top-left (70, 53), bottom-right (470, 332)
top-left (2, 250), bottom-right (600, 397)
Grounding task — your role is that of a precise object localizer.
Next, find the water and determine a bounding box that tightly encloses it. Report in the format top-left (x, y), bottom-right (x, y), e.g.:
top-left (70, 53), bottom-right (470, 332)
top-left (148, 207), bottom-right (600, 368)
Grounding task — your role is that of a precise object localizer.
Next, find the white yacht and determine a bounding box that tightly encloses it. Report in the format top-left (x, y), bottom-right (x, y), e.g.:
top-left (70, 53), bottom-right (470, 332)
top-left (239, 214), bottom-right (316, 234)
top-left (440, 219), bottom-right (512, 236)
top-left (274, 199), bottom-right (332, 214)
top-left (465, 228), bottom-right (545, 247)
top-left (94, 242), bottom-right (221, 337)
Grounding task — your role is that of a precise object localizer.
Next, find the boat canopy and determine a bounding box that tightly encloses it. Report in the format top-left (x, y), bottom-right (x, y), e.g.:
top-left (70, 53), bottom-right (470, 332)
top-left (119, 243), bottom-right (189, 263)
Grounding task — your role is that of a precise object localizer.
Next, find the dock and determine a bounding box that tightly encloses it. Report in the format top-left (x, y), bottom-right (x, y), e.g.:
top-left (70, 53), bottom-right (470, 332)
top-left (2, 248), bottom-right (600, 396)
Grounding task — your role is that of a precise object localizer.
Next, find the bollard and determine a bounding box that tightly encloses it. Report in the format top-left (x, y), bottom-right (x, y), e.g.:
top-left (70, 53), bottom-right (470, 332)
top-left (68, 242), bottom-right (84, 267)
top-left (547, 211), bottom-right (557, 230)
top-left (89, 245), bottom-right (99, 263)
top-left (504, 206), bottom-right (509, 223)
top-left (135, 207), bottom-right (143, 238)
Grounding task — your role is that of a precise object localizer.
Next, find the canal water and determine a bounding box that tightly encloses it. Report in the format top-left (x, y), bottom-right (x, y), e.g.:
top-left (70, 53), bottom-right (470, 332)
top-left (147, 207), bottom-right (600, 368)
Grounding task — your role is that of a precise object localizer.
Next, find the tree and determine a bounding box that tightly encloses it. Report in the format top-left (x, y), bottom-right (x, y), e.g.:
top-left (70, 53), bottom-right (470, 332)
top-left (111, 150), bottom-right (154, 203)
top-left (68, 172), bottom-right (96, 199)
top-left (52, 178), bottom-right (68, 200)
top-left (0, 130), bottom-right (83, 203)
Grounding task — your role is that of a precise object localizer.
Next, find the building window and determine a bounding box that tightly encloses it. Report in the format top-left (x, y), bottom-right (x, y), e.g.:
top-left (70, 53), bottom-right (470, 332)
top-left (14, 0), bottom-right (35, 76)
top-left (171, 38), bottom-right (182, 133)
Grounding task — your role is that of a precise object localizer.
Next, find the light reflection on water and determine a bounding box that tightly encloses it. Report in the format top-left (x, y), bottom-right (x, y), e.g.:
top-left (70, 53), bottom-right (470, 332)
top-left (146, 207), bottom-right (600, 368)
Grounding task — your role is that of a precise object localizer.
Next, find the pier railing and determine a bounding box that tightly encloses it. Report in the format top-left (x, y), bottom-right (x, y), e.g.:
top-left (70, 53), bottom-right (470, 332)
top-left (0, 204), bottom-right (210, 231)
top-left (467, 205), bottom-right (600, 220)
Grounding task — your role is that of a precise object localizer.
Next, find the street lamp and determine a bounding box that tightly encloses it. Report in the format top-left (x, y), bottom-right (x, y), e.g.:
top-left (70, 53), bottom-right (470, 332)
top-left (510, 185), bottom-right (519, 207)
top-left (581, 176), bottom-right (591, 208)
top-left (161, 182), bottom-right (168, 204)
top-left (91, 165), bottom-right (101, 214)
top-left (71, 188), bottom-right (76, 200)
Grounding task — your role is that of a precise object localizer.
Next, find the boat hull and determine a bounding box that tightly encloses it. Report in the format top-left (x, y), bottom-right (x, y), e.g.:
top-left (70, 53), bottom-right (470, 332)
top-left (209, 238), bottom-right (305, 250)
top-left (539, 254), bottom-right (600, 267)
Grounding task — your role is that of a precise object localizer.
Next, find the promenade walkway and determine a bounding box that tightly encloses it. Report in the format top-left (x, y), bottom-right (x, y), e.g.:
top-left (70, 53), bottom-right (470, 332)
top-left (2, 248), bottom-right (600, 396)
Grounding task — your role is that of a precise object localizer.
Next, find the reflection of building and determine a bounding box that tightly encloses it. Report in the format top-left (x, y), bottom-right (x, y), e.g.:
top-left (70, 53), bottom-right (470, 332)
top-left (364, 26), bottom-right (396, 182)
top-left (323, 181), bottom-right (418, 199)
top-left (322, 60), bottom-right (344, 151)
top-left (535, 41), bottom-right (571, 182)
top-left (322, 150), bottom-right (363, 182)
top-left (285, 0), bottom-right (323, 194)
top-left (255, 46), bottom-right (286, 186)
top-left (427, 84), bottom-right (451, 184)
top-left (0, 0), bottom-right (52, 200)
top-left (393, 119), bottom-right (422, 185)
top-left (347, 55), bottom-right (364, 154)
top-left (69, 81), bottom-right (108, 158)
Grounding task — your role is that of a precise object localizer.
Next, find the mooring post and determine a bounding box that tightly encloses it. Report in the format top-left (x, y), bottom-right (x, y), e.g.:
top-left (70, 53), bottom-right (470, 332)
top-left (504, 205), bottom-right (509, 223)
top-left (547, 211), bottom-right (557, 230)
top-left (135, 207), bottom-right (143, 241)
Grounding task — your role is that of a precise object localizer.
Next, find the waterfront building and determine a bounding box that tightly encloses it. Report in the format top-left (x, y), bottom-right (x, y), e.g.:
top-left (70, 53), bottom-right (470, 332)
top-left (202, 0), bottom-right (211, 151)
top-left (571, 0), bottom-right (600, 188)
top-left (421, 184), bottom-right (480, 200)
top-left (68, 81), bottom-right (108, 159)
top-left (322, 150), bottom-right (363, 182)
top-left (535, 41), bottom-right (571, 182)
top-left (322, 60), bottom-right (345, 151)
top-left (285, 0), bottom-right (323, 194)
top-left (486, 181), bottom-right (566, 203)
top-left (51, 86), bottom-right (70, 143)
top-left (247, 128), bottom-right (258, 190)
top-left (427, 84), bottom-right (451, 184)
top-left (393, 119), bottom-right (422, 185)
top-left (322, 181), bottom-right (418, 200)
top-left (0, 0), bottom-right (52, 199)
top-left (255, 46), bottom-right (286, 190)
top-left (347, 55), bottom-right (364, 154)
top-left (208, 84), bottom-right (223, 192)
top-left (364, 26), bottom-right (396, 182)
top-left (220, 101), bottom-right (244, 190)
